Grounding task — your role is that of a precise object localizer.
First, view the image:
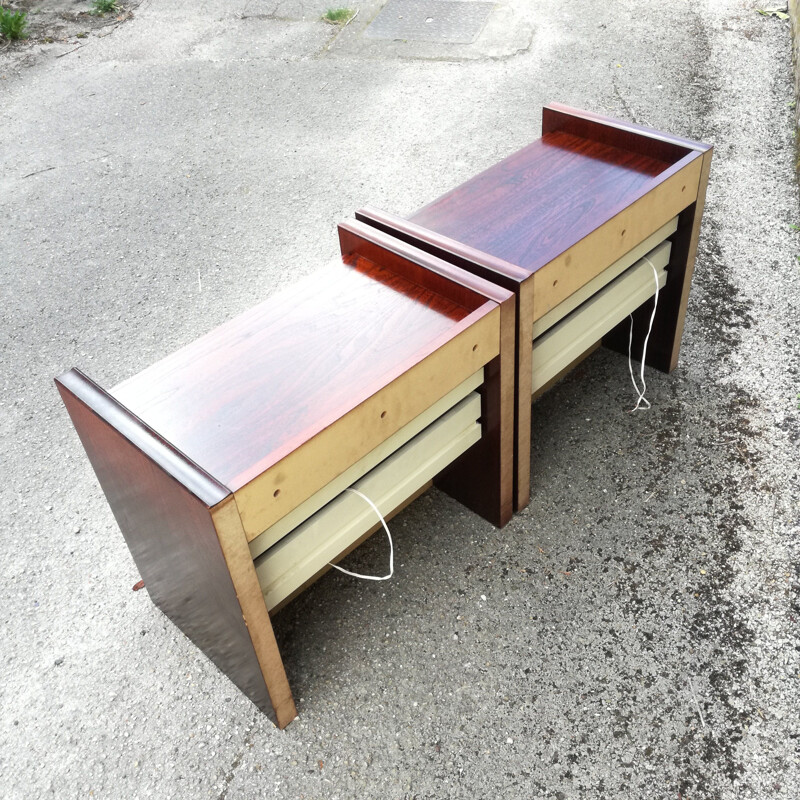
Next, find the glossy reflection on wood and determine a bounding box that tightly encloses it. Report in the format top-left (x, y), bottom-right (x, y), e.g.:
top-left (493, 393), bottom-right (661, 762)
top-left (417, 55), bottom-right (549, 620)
top-left (57, 219), bottom-right (516, 727)
top-left (356, 103), bottom-right (712, 511)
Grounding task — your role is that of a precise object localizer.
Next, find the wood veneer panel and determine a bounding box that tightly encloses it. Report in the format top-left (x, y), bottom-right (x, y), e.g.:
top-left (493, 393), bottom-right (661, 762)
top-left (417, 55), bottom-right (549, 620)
top-left (354, 207), bottom-right (529, 289)
top-left (338, 220), bottom-right (517, 307)
top-left (357, 108), bottom-right (710, 513)
top-left (541, 103), bottom-right (704, 163)
top-left (531, 218), bottom-right (677, 337)
top-left (247, 370), bottom-right (484, 555)
top-left (55, 371), bottom-right (281, 722)
top-left (211, 498), bottom-right (296, 727)
top-left (235, 306), bottom-right (499, 536)
top-left (410, 130), bottom-right (673, 275)
top-left (112, 258), bottom-right (483, 493)
top-left (529, 156), bottom-right (701, 320)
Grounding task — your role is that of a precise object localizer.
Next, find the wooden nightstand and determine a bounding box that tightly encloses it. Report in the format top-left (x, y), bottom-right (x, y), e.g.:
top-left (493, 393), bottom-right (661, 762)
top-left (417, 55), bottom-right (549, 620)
top-left (56, 221), bottom-right (515, 727)
top-left (357, 103), bottom-right (712, 511)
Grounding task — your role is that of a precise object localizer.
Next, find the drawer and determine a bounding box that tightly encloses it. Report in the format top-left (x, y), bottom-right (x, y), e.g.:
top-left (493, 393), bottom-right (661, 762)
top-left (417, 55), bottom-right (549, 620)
top-left (247, 369), bottom-right (484, 560)
top-left (531, 216), bottom-right (678, 338)
top-left (531, 240), bottom-right (671, 394)
top-left (234, 307), bottom-right (499, 540)
top-left (254, 390), bottom-right (483, 611)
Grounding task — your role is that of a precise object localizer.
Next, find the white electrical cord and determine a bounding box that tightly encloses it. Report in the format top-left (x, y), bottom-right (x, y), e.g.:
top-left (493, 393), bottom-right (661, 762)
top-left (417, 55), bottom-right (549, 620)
top-left (328, 487), bottom-right (394, 581)
top-left (628, 256), bottom-right (661, 412)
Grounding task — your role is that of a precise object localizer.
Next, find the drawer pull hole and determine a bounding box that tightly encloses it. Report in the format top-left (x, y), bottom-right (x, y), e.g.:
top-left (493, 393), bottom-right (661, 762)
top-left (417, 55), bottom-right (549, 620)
top-left (380, 410), bottom-right (387, 419)
top-left (273, 489), bottom-right (281, 498)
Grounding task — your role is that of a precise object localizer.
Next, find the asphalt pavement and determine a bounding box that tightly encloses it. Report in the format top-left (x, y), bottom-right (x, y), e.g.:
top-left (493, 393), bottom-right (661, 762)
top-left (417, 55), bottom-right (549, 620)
top-left (1, 1), bottom-right (799, 797)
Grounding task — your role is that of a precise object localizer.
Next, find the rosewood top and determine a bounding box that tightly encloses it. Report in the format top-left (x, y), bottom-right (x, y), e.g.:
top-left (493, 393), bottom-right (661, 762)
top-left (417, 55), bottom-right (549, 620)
top-left (410, 130), bottom-right (678, 277)
top-left (112, 249), bottom-right (492, 492)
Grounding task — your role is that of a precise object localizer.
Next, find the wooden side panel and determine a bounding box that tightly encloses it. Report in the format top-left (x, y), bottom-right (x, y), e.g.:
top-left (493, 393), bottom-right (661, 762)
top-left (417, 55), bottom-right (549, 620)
top-left (341, 218), bottom-right (517, 524)
top-left (351, 208), bottom-right (527, 514)
top-left (56, 373), bottom-right (281, 723)
top-left (542, 103), bottom-right (710, 161)
top-left (435, 293), bottom-right (516, 525)
top-left (339, 218), bottom-right (524, 304)
top-left (354, 207), bottom-right (528, 290)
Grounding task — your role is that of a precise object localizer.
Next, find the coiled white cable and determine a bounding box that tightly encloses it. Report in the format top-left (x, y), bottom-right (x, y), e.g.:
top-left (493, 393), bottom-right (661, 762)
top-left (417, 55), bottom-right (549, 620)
top-left (328, 488), bottom-right (394, 581)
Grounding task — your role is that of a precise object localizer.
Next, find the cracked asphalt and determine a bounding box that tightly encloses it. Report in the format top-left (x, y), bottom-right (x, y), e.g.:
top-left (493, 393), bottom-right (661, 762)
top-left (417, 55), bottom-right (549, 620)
top-left (1, 1), bottom-right (799, 798)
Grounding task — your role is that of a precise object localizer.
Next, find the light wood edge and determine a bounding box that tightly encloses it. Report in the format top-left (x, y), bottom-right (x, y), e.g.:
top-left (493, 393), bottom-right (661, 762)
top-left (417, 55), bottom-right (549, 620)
top-left (514, 280), bottom-right (534, 511)
top-left (497, 294), bottom-right (517, 520)
top-left (247, 370), bottom-right (483, 559)
top-left (269, 482), bottom-right (432, 615)
top-left (531, 156), bottom-right (703, 321)
top-left (532, 342), bottom-right (601, 402)
top-left (667, 147), bottom-right (713, 370)
top-left (235, 305), bottom-right (500, 537)
top-left (531, 221), bottom-right (677, 338)
top-left (210, 496), bottom-right (297, 729)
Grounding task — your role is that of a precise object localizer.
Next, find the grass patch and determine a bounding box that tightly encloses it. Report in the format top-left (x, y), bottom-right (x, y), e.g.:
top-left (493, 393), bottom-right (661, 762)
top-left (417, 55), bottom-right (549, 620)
top-left (323, 7), bottom-right (355, 24)
top-left (89, 0), bottom-right (118, 15)
top-left (0, 7), bottom-right (28, 40)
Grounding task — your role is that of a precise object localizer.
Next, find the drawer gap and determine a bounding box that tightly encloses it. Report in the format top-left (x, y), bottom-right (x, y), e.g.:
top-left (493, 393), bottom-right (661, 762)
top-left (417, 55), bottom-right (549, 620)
top-left (532, 216), bottom-right (678, 338)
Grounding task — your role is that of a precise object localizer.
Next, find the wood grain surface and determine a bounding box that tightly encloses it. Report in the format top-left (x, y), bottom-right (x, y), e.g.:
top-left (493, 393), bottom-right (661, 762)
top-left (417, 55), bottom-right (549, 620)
top-left (410, 130), bottom-right (672, 275)
top-left (357, 105), bottom-right (711, 514)
top-left (542, 102), bottom-right (712, 161)
top-left (112, 252), bottom-right (484, 492)
top-left (339, 220), bottom-right (516, 526)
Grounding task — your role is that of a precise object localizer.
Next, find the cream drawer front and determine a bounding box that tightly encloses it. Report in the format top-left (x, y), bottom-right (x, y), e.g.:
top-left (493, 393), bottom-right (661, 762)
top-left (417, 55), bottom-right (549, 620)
top-left (255, 392), bottom-right (482, 611)
top-left (531, 240), bottom-right (671, 394)
top-left (248, 369), bottom-right (484, 560)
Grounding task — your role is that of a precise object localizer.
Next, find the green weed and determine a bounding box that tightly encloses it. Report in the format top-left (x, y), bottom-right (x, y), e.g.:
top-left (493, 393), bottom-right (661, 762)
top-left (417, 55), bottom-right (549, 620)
top-left (323, 7), bottom-right (355, 24)
top-left (0, 8), bottom-right (29, 40)
top-left (89, 0), bottom-right (118, 15)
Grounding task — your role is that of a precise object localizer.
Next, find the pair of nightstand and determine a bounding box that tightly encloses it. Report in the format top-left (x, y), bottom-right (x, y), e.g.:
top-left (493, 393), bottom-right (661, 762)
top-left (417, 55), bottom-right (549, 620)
top-left (57, 104), bottom-right (711, 727)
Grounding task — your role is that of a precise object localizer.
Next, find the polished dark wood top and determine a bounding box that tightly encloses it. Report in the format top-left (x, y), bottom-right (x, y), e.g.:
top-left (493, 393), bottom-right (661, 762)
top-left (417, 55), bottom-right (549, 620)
top-left (112, 249), bottom-right (492, 491)
top-left (410, 130), bottom-right (674, 277)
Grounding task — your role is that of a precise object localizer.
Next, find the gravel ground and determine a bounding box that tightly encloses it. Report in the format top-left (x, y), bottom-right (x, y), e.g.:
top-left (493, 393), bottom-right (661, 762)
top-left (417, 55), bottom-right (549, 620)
top-left (1, 1), bottom-right (798, 798)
